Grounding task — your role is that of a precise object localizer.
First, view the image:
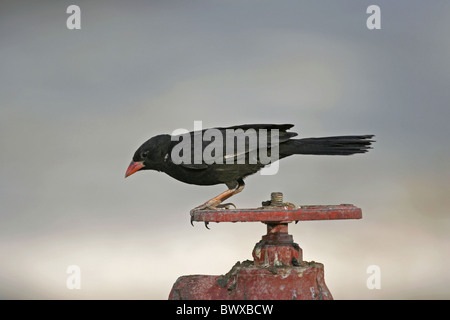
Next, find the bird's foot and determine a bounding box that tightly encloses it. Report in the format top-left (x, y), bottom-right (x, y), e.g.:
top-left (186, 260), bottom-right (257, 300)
top-left (189, 209), bottom-right (211, 229)
top-left (190, 201), bottom-right (235, 214)
top-left (189, 203), bottom-right (214, 214)
top-left (190, 201), bottom-right (236, 228)
top-left (190, 202), bottom-right (215, 227)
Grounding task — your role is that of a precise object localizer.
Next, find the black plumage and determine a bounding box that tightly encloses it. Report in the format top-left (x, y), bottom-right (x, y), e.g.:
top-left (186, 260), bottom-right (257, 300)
top-left (125, 124), bottom-right (374, 211)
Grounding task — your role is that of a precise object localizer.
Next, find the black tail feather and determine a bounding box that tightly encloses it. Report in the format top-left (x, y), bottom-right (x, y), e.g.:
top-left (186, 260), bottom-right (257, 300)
top-left (281, 135), bottom-right (375, 156)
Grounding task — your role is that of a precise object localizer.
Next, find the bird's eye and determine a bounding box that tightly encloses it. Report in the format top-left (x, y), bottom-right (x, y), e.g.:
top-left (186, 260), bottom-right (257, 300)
top-left (141, 151), bottom-right (149, 158)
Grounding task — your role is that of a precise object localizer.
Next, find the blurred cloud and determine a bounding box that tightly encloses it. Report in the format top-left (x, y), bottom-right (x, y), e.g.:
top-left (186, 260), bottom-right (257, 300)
top-left (0, 0), bottom-right (449, 299)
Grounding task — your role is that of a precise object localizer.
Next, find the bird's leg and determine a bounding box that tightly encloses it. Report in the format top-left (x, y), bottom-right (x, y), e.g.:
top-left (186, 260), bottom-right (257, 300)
top-left (190, 180), bottom-right (245, 213)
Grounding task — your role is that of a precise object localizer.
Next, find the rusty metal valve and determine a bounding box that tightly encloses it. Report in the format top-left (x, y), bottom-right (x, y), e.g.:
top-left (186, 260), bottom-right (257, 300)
top-left (170, 193), bottom-right (362, 300)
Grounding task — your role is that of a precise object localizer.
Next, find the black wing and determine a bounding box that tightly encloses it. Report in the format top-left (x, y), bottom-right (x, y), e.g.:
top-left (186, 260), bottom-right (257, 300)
top-left (169, 124), bottom-right (297, 170)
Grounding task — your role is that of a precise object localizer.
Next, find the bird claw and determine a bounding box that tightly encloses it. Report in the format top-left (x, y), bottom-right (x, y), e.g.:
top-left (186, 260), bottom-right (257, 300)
top-left (189, 202), bottom-right (236, 228)
top-left (189, 213), bottom-right (211, 229)
top-left (190, 201), bottom-right (236, 213)
top-left (189, 213), bottom-right (210, 229)
top-left (216, 202), bottom-right (236, 209)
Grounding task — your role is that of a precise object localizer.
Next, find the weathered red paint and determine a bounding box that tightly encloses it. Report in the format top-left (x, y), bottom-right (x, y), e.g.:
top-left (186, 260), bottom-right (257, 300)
top-left (252, 223), bottom-right (301, 267)
top-left (170, 204), bottom-right (362, 300)
top-left (169, 261), bottom-right (332, 300)
top-left (190, 204), bottom-right (361, 224)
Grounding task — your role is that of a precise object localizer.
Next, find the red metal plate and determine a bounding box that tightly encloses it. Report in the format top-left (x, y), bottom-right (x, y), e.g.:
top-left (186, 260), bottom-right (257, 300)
top-left (191, 204), bottom-right (362, 223)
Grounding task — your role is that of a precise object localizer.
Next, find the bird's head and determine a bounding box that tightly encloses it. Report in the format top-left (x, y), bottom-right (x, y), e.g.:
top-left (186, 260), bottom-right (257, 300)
top-left (125, 134), bottom-right (171, 178)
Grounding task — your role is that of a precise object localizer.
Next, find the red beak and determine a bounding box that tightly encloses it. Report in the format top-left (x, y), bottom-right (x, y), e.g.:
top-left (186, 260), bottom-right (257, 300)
top-left (125, 161), bottom-right (145, 178)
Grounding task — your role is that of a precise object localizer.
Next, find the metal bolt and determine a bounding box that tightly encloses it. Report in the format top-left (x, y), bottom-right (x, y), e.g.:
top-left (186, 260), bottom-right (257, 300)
top-left (270, 192), bottom-right (283, 206)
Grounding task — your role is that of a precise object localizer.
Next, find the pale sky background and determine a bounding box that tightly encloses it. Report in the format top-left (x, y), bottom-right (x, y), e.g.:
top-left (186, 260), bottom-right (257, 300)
top-left (0, 0), bottom-right (449, 299)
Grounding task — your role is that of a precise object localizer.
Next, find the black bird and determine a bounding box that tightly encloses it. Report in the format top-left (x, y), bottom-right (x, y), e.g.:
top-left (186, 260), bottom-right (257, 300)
top-left (125, 124), bottom-right (374, 212)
